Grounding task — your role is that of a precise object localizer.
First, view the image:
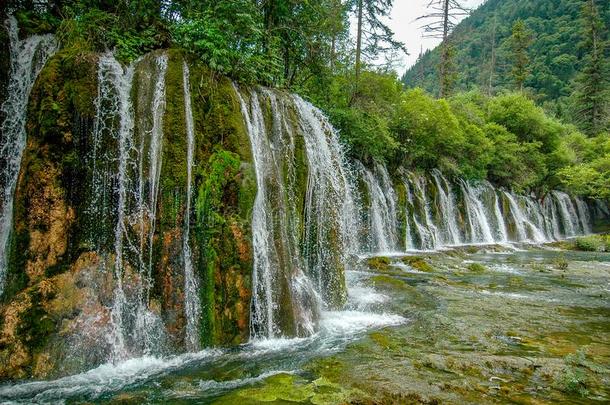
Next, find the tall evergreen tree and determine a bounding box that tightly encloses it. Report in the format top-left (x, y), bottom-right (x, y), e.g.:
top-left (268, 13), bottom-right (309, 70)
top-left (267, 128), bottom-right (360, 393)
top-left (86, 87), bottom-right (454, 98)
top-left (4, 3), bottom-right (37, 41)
top-left (352, 0), bottom-right (405, 81)
top-left (509, 19), bottom-right (532, 92)
top-left (573, 0), bottom-right (608, 135)
top-left (417, 0), bottom-right (469, 97)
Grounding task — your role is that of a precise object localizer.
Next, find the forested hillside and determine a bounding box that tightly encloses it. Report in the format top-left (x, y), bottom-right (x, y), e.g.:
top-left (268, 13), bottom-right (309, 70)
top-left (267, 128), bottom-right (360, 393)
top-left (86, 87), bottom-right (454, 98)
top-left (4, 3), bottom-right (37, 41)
top-left (402, 0), bottom-right (609, 115)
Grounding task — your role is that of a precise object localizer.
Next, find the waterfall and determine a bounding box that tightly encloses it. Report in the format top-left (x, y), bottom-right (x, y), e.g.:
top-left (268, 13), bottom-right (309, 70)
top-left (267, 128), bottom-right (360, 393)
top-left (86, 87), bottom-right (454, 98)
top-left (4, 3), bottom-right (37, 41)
top-left (294, 95), bottom-right (360, 289)
top-left (182, 61), bottom-right (200, 351)
top-left (235, 87), bottom-right (358, 339)
top-left (402, 177), bottom-right (415, 250)
top-left (408, 172), bottom-right (439, 249)
top-left (0, 16), bottom-right (57, 295)
top-left (358, 162), bottom-right (399, 253)
top-left (490, 185), bottom-right (508, 242)
top-left (574, 197), bottom-right (592, 235)
top-left (553, 191), bottom-right (582, 237)
top-left (235, 88), bottom-right (316, 338)
top-left (93, 53), bottom-right (169, 362)
top-left (459, 180), bottom-right (494, 243)
top-left (94, 54), bottom-right (137, 360)
top-left (431, 170), bottom-right (461, 245)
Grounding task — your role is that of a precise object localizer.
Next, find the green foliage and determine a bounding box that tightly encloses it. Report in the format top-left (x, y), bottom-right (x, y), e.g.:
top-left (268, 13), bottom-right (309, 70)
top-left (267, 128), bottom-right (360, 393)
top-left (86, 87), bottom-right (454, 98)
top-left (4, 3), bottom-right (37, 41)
top-left (403, 0), bottom-right (609, 124)
top-left (557, 132), bottom-right (610, 198)
top-left (553, 254), bottom-right (569, 270)
top-left (170, 1), bottom-right (280, 84)
top-left (556, 350), bottom-right (591, 397)
top-left (574, 234), bottom-right (610, 251)
top-left (55, 8), bottom-right (164, 63)
top-left (509, 20), bottom-right (532, 91)
top-left (572, 0), bottom-right (609, 135)
top-left (391, 88), bottom-right (465, 172)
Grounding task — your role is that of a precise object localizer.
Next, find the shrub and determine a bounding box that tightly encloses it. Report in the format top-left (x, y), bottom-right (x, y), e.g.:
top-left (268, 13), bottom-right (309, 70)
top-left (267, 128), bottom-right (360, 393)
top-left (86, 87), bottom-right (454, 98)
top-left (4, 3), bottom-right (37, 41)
top-left (574, 235), bottom-right (608, 252)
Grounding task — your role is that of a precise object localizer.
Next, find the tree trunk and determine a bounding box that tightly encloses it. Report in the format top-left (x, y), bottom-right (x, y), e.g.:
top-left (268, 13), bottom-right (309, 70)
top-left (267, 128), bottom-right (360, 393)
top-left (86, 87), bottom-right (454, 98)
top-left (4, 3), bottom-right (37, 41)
top-left (355, 0), bottom-right (363, 81)
top-left (439, 0), bottom-right (450, 97)
top-left (488, 15), bottom-right (496, 96)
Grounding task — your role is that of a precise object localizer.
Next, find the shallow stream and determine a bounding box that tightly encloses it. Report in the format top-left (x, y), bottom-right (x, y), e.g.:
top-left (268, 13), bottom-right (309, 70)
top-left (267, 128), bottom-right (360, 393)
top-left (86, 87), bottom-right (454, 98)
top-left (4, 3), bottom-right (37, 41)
top-left (1, 245), bottom-right (608, 404)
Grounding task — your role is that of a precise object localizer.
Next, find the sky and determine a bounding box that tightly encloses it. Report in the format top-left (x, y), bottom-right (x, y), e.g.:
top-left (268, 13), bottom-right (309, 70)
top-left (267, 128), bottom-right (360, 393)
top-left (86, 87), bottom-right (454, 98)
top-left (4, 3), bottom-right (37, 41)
top-left (385, 0), bottom-right (487, 71)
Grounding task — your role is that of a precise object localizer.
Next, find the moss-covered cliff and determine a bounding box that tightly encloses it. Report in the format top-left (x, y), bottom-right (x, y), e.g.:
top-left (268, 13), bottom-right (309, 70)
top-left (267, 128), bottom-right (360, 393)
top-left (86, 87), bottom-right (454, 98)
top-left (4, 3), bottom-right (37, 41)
top-left (0, 47), bottom-right (256, 379)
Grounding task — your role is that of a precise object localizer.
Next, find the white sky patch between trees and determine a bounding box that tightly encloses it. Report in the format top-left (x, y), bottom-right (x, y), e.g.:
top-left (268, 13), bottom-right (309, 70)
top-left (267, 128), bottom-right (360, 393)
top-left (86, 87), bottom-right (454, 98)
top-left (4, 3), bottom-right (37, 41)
top-left (382, 0), bottom-right (486, 71)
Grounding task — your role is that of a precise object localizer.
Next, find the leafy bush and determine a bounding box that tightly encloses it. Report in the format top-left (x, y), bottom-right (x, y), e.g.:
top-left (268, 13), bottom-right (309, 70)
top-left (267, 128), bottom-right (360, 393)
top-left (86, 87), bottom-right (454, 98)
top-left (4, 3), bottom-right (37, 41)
top-left (574, 235), bottom-right (609, 252)
top-left (170, 1), bottom-right (281, 84)
top-left (553, 255), bottom-right (569, 270)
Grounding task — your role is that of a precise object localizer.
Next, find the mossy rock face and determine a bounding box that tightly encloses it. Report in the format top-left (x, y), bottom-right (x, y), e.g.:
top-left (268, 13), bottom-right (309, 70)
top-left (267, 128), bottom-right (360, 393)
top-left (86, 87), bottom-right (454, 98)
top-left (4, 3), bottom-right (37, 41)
top-left (188, 62), bottom-right (255, 346)
top-left (4, 47), bottom-right (98, 300)
top-left (0, 47), bottom-right (109, 379)
top-left (0, 252), bottom-right (115, 379)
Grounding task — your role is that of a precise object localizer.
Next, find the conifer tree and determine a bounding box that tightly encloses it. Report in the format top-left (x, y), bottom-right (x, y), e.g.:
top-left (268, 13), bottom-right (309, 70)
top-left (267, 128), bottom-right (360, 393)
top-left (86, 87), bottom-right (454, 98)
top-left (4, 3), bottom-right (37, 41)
top-left (353, 0), bottom-right (406, 81)
top-left (417, 0), bottom-right (469, 97)
top-left (573, 0), bottom-right (608, 135)
top-left (509, 20), bottom-right (532, 92)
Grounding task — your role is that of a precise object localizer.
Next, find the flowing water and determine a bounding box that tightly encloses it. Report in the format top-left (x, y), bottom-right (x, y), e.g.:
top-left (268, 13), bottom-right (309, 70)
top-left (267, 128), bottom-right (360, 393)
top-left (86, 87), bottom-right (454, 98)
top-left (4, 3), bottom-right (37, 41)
top-left (0, 16), bottom-right (57, 295)
top-left (1, 245), bottom-right (608, 404)
top-left (92, 53), bottom-right (169, 361)
top-left (182, 61), bottom-right (200, 352)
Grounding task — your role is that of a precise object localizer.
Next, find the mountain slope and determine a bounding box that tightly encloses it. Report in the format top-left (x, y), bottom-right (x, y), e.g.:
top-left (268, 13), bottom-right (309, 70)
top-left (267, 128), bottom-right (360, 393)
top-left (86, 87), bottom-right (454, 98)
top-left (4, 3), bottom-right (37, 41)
top-left (402, 0), bottom-right (609, 107)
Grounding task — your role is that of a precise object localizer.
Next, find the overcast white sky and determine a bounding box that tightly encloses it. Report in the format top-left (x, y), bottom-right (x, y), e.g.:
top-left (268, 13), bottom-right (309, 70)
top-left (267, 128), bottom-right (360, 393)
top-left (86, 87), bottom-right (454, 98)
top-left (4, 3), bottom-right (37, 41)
top-left (384, 0), bottom-right (487, 70)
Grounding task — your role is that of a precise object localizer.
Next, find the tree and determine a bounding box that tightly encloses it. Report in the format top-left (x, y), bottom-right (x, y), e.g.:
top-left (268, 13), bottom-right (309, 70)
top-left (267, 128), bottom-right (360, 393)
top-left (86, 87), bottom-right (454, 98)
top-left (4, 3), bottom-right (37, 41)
top-left (417, 0), bottom-right (469, 97)
top-left (487, 14), bottom-right (497, 96)
top-left (352, 0), bottom-right (405, 82)
top-left (573, 0), bottom-right (608, 135)
top-left (509, 19), bottom-right (532, 92)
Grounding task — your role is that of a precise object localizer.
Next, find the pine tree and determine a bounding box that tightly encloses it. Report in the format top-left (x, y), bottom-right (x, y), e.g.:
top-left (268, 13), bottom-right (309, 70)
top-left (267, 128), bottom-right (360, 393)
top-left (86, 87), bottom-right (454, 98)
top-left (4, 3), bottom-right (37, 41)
top-left (353, 0), bottom-right (406, 81)
top-left (509, 20), bottom-right (532, 92)
top-left (417, 0), bottom-right (469, 97)
top-left (573, 0), bottom-right (608, 135)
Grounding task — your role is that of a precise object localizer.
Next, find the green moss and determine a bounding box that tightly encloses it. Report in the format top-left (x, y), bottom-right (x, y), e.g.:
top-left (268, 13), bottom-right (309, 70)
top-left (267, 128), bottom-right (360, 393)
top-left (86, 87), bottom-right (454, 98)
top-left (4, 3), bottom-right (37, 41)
top-left (467, 263), bottom-right (487, 273)
top-left (371, 274), bottom-right (408, 289)
top-left (401, 256), bottom-right (434, 272)
top-left (366, 256), bottom-right (391, 271)
top-left (213, 372), bottom-right (359, 405)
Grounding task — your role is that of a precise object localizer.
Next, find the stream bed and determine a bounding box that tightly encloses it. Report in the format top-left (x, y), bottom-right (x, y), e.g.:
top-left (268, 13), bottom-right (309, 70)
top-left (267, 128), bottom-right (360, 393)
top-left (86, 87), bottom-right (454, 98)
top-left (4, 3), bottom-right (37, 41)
top-left (1, 244), bottom-right (608, 404)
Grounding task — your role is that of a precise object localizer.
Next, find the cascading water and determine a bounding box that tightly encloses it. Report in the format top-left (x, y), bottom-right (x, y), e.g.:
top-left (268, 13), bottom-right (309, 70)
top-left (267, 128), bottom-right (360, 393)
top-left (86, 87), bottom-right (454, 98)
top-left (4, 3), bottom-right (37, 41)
top-left (92, 53), bottom-right (168, 362)
top-left (489, 183), bottom-right (509, 242)
top-left (408, 172), bottom-right (439, 249)
top-left (359, 168), bottom-right (592, 251)
top-left (0, 16), bottom-right (57, 295)
top-left (294, 94), bottom-right (360, 295)
top-left (543, 196), bottom-right (562, 240)
top-left (431, 170), bottom-right (462, 245)
top-left (459, 180), bottom-right (495, 244)
top-left (575, 197), bottom-right (592, 234)
top-left (358, 162), bottom-right (399, 253)
top-left (235, 86), bottom-right (358, 339)
top-left (553, 191), bottom-right (582, 237)
top-left (235, 87), bottom-right (317, 338)
top-left (182, 61), bottom-right (200, 351)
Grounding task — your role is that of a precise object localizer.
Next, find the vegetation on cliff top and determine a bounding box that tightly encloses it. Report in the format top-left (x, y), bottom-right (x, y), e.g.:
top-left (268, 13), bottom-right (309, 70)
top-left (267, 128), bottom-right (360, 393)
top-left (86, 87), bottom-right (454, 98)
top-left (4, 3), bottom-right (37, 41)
top-left (2, 0), bottom-right (608, 199)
